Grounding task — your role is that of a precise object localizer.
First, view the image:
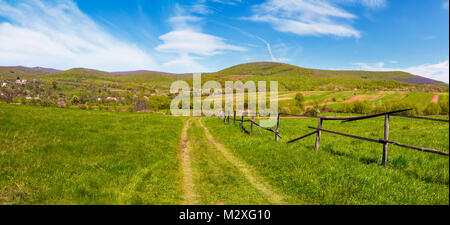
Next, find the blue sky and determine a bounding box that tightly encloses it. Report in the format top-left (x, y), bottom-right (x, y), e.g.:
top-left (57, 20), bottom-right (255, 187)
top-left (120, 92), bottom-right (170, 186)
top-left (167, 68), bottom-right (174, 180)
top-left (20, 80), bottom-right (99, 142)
top-left (0, 0), bottom-right (448, 82)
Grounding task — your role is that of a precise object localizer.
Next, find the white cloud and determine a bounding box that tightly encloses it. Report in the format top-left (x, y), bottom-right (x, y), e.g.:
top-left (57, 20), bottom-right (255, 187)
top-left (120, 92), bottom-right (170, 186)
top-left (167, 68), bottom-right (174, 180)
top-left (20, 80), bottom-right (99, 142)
top-left (210, 0), bottom-right (242, 5)
top-left (156, 30), bottom-right (245, 56)
top-left (353, 60), bottom-right (450, 83)
top-left (444, 1), bottom-right (449, 10)
top-left (245, 0), bottom-right (362, 38)
top-left (155, 4), bottom-right (245, 72)
top-left (189, 0), bottom-right (242, 15)
top-left (403, 60), bottom-right (449, 83)
top-left (336, 0), bottom-right (387, 9)
top-left (0, 0), bottom-right (156, 71)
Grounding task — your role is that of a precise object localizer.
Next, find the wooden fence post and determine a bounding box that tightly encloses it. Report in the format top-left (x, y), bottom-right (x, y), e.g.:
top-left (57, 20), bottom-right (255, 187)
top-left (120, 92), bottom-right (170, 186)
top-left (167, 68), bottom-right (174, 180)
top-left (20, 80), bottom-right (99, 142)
top-left (275, 114), bottom-right (281, 142)
top-left (240, 113), bottom-right (244, 128)
top-left (314, 118), bottom-right (323, 151)
top-left (250, 116), bottom-right (255, 136)
top-left (382, 114), bottom-right (390, 166)
top-left (233, 111), bottom-right (236, 124)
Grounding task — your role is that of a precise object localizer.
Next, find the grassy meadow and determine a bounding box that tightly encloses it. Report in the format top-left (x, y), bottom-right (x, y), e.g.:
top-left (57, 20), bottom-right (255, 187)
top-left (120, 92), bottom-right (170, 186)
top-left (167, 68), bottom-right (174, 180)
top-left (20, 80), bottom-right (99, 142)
top-left (0, 104), bottom-right (184, 204)
top-left (203, 115), bottom-right (449, 205)
top-left (0, 103), bottom-right (448, 205)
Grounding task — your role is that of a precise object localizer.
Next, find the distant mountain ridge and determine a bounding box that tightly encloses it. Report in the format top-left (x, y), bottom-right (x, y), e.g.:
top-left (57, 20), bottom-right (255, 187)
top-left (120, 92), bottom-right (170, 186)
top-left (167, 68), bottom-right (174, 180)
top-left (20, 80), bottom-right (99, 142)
top-left (213, 62), bottom-right (448, 86)
top-left (32, 67), bottom-right (61, 72)
top-left (112, 70), bottom-right (176, 76)
top-left (0, 63), bottom-right (447, 87)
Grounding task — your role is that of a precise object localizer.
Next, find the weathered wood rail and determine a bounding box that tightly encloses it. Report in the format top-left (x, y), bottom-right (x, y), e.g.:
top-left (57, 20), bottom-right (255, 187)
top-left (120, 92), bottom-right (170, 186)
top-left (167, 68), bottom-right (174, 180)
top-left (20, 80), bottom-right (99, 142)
top-left (218, 109), bottom-right (449, 166)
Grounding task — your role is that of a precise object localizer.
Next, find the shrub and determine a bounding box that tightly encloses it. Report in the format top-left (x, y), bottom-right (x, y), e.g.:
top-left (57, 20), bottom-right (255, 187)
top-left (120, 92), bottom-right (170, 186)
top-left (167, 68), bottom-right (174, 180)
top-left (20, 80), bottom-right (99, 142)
top-left (288, 105), bottom-right (302, 114)
top-left (304, 108), bottom-right (319, 117)
top-left (423, 103), bottom-right (441, 115)
top-left (147, 95), bottom-right (171, 111)
top-left (133, 98), bottom-right (148, 112)
top-left (351, 101), bottom-right (371, 114)
top-left (294, 93), bottom-right (305, 109)
top-left (71, 95), bottom-right (80, 104)
top-left (127, 106), bottom-right (134, 112)
top-left (439, 97), bottom-right (449, 115)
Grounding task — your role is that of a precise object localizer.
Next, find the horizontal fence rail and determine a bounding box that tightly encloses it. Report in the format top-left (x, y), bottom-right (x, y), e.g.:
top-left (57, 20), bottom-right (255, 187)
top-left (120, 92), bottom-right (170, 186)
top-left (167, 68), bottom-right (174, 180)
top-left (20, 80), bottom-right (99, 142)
top-left (307, 127), bottom-right (449, 156)
top-left (391, 114), bottom-right (450, 123)
top-left (218, 109), bottom-right (449, 166)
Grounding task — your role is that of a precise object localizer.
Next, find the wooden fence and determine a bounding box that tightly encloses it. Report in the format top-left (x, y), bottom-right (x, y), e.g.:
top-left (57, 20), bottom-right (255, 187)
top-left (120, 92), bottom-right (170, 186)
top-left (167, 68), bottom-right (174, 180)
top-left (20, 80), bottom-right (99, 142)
top-left (218, 109), bottom-right (449, 166)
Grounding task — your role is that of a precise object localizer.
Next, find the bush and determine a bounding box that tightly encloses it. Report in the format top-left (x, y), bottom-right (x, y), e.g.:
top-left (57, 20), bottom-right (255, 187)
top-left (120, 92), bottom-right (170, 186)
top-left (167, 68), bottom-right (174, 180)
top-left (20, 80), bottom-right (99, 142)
top-left (294, 93), bottom-right (305, 109)
top-left (71, 95), bottom-right (80, 104)
top-left (439, 97), bottom-right (449, 115)
top-left (338, 101), bottom-right (372, 114)
top-left (351, 101), bottom-right (371, 114)
top-left (288, 105), bottom-right (302, 114)
top-left (133, 98), bottom-right (148, 112)
top-left (423, 103), bottom-right (441, 115)
top-left (304, 108), bottom-right (319, 117)
top-left (147, 95), bottom-right (171, 111)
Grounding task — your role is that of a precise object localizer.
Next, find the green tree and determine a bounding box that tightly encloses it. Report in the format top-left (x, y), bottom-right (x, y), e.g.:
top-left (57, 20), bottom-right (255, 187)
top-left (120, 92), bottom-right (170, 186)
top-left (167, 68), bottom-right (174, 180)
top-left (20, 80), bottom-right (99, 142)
top-left (294, 93), bottom-right (305, 109)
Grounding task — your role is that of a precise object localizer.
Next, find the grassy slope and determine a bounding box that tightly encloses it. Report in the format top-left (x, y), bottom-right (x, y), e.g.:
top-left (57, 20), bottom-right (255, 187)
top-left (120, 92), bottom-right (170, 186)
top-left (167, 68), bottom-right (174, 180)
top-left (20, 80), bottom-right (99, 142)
top-left (203, 116), bottom-right (449, 205)
top-left (213, 62), bottom-right (444, 83)
top-left (208, 62), bottom-right (448, 90)
top-left (0, 66), bottom-right (54, 79)
top-left (0, 104), bottom-right (184, 204)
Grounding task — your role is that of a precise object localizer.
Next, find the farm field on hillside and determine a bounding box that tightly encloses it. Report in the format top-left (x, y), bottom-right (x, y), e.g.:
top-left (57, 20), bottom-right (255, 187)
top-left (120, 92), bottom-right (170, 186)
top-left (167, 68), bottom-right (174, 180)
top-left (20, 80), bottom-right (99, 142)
top-left (0, 104), bottom-right (184, 204)
top-left (203, 116), bottom-right (449, 204)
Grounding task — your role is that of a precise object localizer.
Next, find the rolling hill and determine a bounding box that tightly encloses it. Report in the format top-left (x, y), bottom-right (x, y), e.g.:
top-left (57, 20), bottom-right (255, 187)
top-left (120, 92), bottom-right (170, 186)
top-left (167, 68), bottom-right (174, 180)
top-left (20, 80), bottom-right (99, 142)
top-left (212, 62), bottom-right (447, 86)
top-left (1, 62), bottom-right (448, 92)
top-left (0, 66), bottom-right (56, 79)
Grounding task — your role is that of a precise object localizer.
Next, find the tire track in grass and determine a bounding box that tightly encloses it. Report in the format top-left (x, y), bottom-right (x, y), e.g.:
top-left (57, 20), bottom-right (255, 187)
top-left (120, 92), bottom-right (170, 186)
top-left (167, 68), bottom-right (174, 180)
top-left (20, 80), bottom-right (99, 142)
top-left (188, 119), bottom-right (270, 205)
top-left (198, 120), bottom-right (285, 204)
top-left (180, 119), bottom-right (196, 205)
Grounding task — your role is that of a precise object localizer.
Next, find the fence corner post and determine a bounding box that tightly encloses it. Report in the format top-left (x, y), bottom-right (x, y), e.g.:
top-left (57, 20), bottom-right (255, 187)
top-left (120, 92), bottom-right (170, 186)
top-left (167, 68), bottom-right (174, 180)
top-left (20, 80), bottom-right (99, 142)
top-left (275, 114), bottom-right (281, 142)
top-left (314, 118), bottom-right (323, 151)
top-left (382, 114), bottom-right (390, 166)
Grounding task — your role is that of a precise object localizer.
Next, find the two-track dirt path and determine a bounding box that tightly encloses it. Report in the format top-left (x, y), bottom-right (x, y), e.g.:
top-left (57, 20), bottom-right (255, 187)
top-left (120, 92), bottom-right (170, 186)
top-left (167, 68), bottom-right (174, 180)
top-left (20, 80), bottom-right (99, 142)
top-left (197, 120), bottom-right (285, 204)
top-left (179, 118), bottom-right (285, 205)
top-left (180, 119), bottom-right (196, 205)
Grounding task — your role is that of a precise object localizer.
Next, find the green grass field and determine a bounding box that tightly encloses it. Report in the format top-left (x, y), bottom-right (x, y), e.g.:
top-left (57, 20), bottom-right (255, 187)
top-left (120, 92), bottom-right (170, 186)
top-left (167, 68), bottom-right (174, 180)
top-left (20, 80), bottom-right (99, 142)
top-left (1, 104), bottom-right (448, 205)
top-left (0, 104), bottom-right (184, 204)
top-left (203, 116), bottom-right (449, 204)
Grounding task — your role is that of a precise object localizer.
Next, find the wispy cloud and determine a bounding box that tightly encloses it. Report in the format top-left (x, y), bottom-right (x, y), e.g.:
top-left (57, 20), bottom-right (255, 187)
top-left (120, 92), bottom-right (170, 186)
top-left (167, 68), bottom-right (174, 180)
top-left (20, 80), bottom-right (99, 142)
top-left (190, 0), bottom-right (242, 15)
top-left (0, 0), bottom-right (156, 71)
top-left (336, 0), bottom-right (387, 9)
top-left (245, 0), bottom-right (362, 38)
top-left (155, 4), bottom-right (245, 72)
top-left (444, 1), bottom-right (449, 10)
top-left (354, 60), bottom-right (450, 83)
top-left (210, 0), bottom-right (242, 6)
